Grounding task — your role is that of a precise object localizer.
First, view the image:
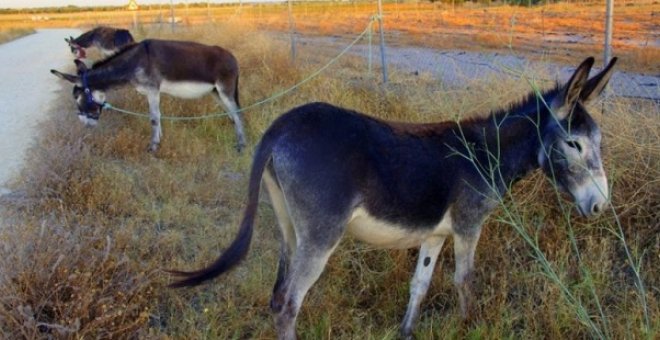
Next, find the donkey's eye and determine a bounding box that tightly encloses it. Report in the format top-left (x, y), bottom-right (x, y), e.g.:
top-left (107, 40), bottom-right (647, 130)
top-left (566, 140), bottom-right (582, 153)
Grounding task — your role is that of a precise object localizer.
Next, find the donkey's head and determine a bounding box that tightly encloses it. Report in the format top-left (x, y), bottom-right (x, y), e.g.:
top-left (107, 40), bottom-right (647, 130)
top-left (50, 60), bottom-right (106, 126)
top-left (538, 57), bottom-right (617, 218)
top-left (65, 36), bottom-right (86, 59)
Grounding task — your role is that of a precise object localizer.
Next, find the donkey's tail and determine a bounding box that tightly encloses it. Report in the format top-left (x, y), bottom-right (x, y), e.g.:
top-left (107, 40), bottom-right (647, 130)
top-left (167, 131), bottom-right (276, 288)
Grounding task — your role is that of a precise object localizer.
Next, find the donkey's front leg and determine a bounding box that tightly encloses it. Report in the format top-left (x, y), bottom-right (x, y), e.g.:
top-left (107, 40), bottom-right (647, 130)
top-left (400, 236), bottom-right (447, 338)
top-left (453, 231), bottom-right (481, 321)
top-left (146, 90), bottom-right (162, 152)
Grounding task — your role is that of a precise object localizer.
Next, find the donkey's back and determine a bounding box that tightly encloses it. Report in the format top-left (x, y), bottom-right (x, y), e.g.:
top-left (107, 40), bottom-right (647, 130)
top-left (136, 39), bottom-right (238, 84)
top-left (266, 102), bottom-right (465, 235)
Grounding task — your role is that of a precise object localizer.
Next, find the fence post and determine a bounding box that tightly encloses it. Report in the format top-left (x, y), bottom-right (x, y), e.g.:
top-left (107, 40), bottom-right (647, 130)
top-left (377, 0), bottom-right (388, 83)
top-left (288, 0), bottom-right (297, 62)
top-left (604, 0), bottom-right (614, 65)
top-left (170, 0), bottom-right (175, 33)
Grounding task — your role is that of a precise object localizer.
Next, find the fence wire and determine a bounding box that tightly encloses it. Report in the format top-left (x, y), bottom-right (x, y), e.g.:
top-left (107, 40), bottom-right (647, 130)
top-left (22, 1), bottom-right (658, 111)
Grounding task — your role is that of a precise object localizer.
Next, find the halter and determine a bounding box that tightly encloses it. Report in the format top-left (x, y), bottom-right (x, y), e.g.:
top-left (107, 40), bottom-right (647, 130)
top-left (80, 71), bottom-right (107, 120)
top-left (80, 72), bottom-right (92, 104)
top-left (80, 71), bottom-right (106, 107)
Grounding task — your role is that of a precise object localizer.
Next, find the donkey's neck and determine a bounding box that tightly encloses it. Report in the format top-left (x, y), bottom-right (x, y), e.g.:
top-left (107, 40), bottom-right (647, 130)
top-left (466, 88), bottom-right (559, 193)
top-left (86, 44), bottom-right (142, 90)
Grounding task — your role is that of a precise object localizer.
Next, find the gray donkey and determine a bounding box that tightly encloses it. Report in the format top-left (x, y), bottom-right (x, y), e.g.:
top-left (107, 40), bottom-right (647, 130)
top-left (169, 57), bottom-right (616, 339)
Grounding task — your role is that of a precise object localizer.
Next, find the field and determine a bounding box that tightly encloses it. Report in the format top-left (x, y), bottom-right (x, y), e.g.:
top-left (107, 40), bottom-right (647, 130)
top-left (0, 2), bottom-right (658, 339)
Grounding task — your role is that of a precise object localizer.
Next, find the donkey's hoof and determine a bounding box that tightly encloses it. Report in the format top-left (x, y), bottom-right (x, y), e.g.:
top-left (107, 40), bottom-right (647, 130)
top-left (235, 143), bottom-right (245, 153)
top-left (460, 307), bottom-right (481, 327)
top-left (399, 329), bottom-right (415, 340)
top-left (147, 143), bottom-right (160, 153)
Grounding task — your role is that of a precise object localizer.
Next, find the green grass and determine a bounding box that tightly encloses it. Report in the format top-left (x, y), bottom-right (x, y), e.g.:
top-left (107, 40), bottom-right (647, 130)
top-left (0, 22), bottom-right (657, 339)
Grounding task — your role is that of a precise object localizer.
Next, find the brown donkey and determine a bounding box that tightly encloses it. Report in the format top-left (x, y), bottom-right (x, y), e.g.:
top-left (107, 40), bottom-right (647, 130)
top-left (51, 39), bottom-right (246, 152)
top-left (169, 57), bottom-right (616, 338)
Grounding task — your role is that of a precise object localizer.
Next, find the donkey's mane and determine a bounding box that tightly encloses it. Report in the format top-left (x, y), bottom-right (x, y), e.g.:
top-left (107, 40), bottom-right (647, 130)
top-left (377, 85), bottom-right (562, 139)
top-left (463, 83), bottom-right (562, 127)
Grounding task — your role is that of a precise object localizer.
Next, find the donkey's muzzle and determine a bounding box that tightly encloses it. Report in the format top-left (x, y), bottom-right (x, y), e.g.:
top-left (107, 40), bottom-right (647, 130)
top-left (78, 114), bottom-right (98, 127)
top-left (576, 191), bottom-right (607, 218)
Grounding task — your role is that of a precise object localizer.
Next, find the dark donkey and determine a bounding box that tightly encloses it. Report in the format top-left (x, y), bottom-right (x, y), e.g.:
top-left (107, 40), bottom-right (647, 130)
top-left (51, 39), bottom-right (246, 152)
top-left (65, 26), bottom-right (134, 59)
top-left (169, 57), bottom-right (616, 338)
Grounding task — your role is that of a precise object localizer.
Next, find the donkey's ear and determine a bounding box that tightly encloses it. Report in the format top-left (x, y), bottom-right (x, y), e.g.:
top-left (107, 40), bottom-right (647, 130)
top-left (552, 57), bottom-right (594, 120)
top-left (74, 59), bottom-right (88, 73)
top-left (50, 69), bottom-right (81, 85)
top-left (580, 57), bottom-right (617, 103)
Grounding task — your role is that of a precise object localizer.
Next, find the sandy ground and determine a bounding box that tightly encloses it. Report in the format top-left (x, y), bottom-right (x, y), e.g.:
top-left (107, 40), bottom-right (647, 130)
top-left (0, 29), bottom-right (80, 194)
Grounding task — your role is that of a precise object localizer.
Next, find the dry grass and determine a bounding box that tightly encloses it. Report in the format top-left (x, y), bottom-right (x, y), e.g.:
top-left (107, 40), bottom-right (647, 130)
top-left (0, 27), bottom-right (35, 44)
top-left (0, 20), bottom-right (658, 339)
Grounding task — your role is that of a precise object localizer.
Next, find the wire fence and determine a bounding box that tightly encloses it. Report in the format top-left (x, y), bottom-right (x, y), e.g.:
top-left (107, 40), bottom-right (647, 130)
top-left (14, 1), bottom-right (657, 111)
top-left (141, 0), bottom-right (658, 105)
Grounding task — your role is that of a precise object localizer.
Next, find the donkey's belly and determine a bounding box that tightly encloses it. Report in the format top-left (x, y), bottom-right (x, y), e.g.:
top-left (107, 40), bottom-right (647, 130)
top-left (347, 208), bottom-right (453, 249)
top-left (160, 80), bottom-right (215, 99)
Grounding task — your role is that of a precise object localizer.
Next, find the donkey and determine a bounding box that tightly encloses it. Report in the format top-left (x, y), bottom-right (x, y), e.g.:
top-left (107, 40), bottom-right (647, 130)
top-left (65, 26), bottom-right (134, 60)
top-left (168, 57), bottom-right (616, 339)
top-left (50, 39), bottom-right (246, 152)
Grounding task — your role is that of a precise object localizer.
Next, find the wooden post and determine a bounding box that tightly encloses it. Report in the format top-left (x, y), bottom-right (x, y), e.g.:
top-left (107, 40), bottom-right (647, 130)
top-left (377, 0), bottom-right (388, 83)
top-left (288, 0), bottom-right (297, 62)
top-left (604, 0), bottom-right (614, 65)
top-left (170, 0), bottom-right (175, 33)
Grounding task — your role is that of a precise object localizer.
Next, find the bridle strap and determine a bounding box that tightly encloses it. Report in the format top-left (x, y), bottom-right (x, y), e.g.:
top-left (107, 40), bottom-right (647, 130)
top-left (81, 71), bottom-right (95, 106)
top-left (80, 72), bottom-right (106, 112)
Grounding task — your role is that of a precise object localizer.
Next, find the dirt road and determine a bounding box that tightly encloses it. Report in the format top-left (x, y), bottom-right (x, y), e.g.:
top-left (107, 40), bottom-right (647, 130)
top-left (0, 29), bottom-right (80, 194)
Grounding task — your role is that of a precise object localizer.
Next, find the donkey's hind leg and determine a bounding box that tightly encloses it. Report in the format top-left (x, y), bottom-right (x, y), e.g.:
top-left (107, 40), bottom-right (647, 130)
top-left (263, 170), bottom-right (297, 310)
top-left (453, 231), bottom-right (482, 321)
top-left (215, 82), bottom-right (246, 152)
top-left (271, 242), bottom-right (339, 340)
top-left (400, 236), bottom-right (447, 338)
top-left (269, 208), bottom-right (345, 339)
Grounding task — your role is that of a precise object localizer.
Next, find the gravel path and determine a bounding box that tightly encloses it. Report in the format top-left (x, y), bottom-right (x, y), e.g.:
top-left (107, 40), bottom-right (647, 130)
top-left (293, 34), bottom-right (660, 101)
top-left (0, 29), bottom-right (80, 194)
top-left (352, 44), bottom-right (660, 101)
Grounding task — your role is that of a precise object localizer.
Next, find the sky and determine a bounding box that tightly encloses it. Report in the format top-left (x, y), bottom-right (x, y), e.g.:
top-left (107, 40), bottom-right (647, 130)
top-left (1, 1), bottom-right (225, 9)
